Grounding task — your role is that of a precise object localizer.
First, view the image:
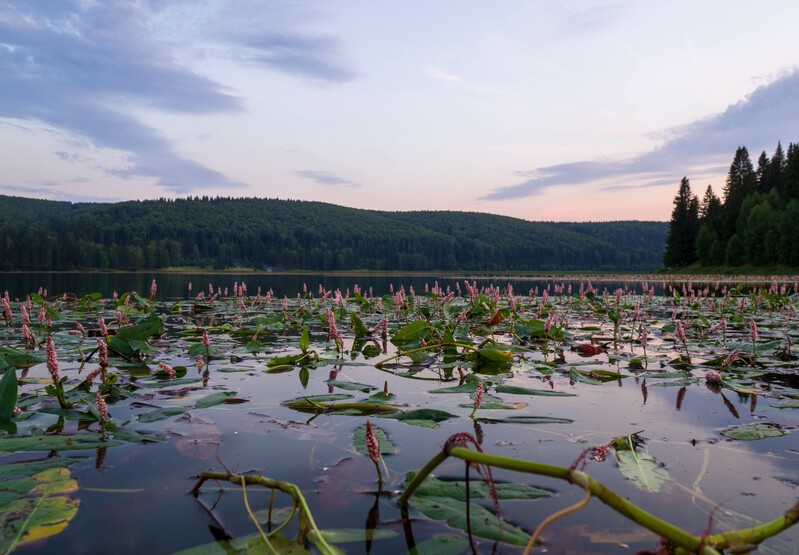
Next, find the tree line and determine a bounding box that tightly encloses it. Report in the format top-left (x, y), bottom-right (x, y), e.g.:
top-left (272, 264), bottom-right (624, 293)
top-left (0, 195), bottom-right (667, 272)
top-left (664, 141), bottom-right (799, 268)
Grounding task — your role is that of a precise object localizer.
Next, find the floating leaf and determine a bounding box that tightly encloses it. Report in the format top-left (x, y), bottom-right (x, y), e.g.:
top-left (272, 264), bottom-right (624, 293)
top-left (326, 379), bottom-right (375, 392)
top-left (476, 415), bottom-right (573, 425)
top-left (477, 347), bottom-right (514, 362)
top-left (137, 406), bottom-right (189, 423)
top-left (0, 435), bottom-right (114, 452)
top-left (0, 348), bottom-right (43, 369)
top-left (409, 495), bottom-right (530, 546)
top-left (721, 423), bottom-right (786, 440)
top-left (494, 384), bottom-right (575, 397)
top-left (382, 409), bottom-right (456, 428)
top-left (353, 423), bottom-right (395, 456)
top-left (0, 467), bottom-right (80, 552)
top-left (193, 391), bottom-right (237, 409)
top-left (403, 472), bottom-right (553, 501)
top-left (615, 450), bottom-right (670, 493)
top-left (408, 534), bottom-right (468, 555)
top-left (173, 533), bottom-right (311, 555)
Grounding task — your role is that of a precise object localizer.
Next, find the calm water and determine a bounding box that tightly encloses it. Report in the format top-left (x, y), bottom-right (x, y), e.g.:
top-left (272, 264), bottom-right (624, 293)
top-left (2, 272), bottom-right (797, 554)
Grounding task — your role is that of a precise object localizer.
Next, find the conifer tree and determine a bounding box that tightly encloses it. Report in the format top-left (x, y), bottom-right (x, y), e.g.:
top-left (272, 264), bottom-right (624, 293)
top-left (722, 146), bottom-right (756, 237)
top-left (664, 177), bottom-right (699, 267)
top-left (784, 142), bottom-right (799, 200)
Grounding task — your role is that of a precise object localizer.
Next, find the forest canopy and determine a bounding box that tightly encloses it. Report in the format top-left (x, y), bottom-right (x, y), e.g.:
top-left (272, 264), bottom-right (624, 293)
top-left (0, 196), bottom-right (667, 272)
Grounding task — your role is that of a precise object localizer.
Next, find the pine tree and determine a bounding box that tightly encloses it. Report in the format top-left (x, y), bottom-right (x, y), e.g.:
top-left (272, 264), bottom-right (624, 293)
top-left (664, 177), bottom-right (699, 267)
top-left (722, 146), bottom-right (756, 237)
top-left (781, 142), bottom-right (799, 200)
top-left (764, 141), bottom-right (785, 194)
top-left (699, 185), bottom-right (722, 227)
top-left (756, 151), bottom-right (770, 193)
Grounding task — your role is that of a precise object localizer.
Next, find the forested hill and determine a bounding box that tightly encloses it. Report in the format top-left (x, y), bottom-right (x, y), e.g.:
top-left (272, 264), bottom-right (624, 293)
top-left (0, 195), bottom-right (667, 271)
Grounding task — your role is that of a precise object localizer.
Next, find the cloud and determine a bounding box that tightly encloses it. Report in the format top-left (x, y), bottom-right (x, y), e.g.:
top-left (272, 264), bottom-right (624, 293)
top-left (482, 68), bottom-right (799, 201)
top-left (0, 1), bottom-right (355, 194)
top-left (296, 170), bottom-right (362, 188)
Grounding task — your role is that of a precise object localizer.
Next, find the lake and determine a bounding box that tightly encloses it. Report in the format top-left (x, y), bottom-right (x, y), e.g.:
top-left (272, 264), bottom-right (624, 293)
top-left (1, 272), bottom-right (797, 554)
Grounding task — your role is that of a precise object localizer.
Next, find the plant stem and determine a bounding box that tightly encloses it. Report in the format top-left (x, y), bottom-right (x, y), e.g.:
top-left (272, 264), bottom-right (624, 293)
top-left (400, 446), bottom-right (796, 554)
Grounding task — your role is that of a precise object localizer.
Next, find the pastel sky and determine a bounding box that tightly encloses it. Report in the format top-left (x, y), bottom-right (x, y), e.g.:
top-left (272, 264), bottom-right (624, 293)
top-left (2, 1), bottom-right (799, 222)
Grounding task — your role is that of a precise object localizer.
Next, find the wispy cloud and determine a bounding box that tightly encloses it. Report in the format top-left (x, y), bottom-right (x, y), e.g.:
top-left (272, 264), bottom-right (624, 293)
top-left (0, 182), bottom-right (120, 203)
top-left (296, 170), bottom-right (362, 188)
top-left (482, 68), bottom-right (799, 201)
top-left (0, 1), bottom-right (355, 194)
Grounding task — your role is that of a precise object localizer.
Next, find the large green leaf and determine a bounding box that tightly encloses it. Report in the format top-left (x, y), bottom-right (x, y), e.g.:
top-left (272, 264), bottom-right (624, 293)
top-left (614, 450), bottom-right (670, 493)
top-left (0, 467), bottom-right (80, 552)
top-left (409, 535), bottom-right (469, 555)
top-left (390, 320), bottom-right (431, 346)
top-left (403, 472), bottom-right (553, 501)
top-left (0, 368), bottom-right (18, 422)
top-left (173, 532), bottom-right (311, 554)
top-left (494, 385), bottom-right (575, 397)
top-left (409, 495), bottom-right (530, 546)
top-left (107, 313), bottom-right (165, 359)
top-left (193, 391), bottom-right (237, 409)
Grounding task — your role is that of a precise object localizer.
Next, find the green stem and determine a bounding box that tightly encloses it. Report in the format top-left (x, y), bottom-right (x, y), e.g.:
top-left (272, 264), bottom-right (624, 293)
top-left (192, 471), bottom-right (338, 555)
top-left (400, 446), bottom-right (795, 554)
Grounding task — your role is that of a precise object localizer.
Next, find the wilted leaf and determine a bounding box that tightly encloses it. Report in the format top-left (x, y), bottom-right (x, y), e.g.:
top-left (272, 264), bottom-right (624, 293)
top-left (615, 450), bottom-right (670, 493)
top-left (0, 467), bottom-right (80, 552)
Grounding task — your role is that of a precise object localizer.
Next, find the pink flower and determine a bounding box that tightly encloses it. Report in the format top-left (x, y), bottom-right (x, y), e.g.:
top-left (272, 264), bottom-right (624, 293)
top-left (365, 420), bottom-right (380, 464)
top-left (45, 336), bottom-right (60, 382)
top-left (676, 320), bottom-right (686, 343)
top-left (705, 370), bottom-right (722, 383)
top-left (97, 339), bottom-right (108, 368)
top-left (749, 318), bottom-right (758, 342)
top-left (591, 444), bottom-right (610, 462)
top-left (473, 382), bottom-right (484, 412)
top-left (98, 316), bottom-right (108, 337)
top-left (95, 393), bottom-right (108, 422)
top-left (640, 325), bottom-right (648, 348)
top-left (202, 329), bottom-right (211, 350)
top-left (22, 323), bottom-right (34, 344)
top-left (723, 349), bottom-right (740, 369)
top-left (150, 279), bottom-right (157, 299)
top-left (158, 362), bottom-right (176, 378)
top-left (86, 367), bottom-right (102, 382)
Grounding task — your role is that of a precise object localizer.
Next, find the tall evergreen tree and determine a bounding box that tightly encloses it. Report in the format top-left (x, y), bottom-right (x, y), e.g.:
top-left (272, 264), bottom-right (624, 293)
top-left (722, 146), bottom-right (756, 237)
top-left (784, 142), bottom-right (799, 200)
top-left (756, 151), bottom-right (770, 193)
top-left (699, 185), bottom-right (722, 226)
top-left (763, 141), bottom-right (785, 194)
top-left (664, 177), bottom-right (699, 267)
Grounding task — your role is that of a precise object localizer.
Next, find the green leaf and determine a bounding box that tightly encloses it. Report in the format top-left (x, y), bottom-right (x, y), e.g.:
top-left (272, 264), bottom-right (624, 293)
top-left (326, 379), bottom-right (375, 392)
top-left (477, 347), bottom-right (514, 362)
top-left (476, 415), bottom-right (573, 425)
top-left (0, 435), bottom-right (114, 452)
top-left (362, 344), bottom-right (381, 359)
top-left (350, 313), bottom-right (369, 338)
top-left (721, 423), bottom-right (786, 440)
top-left (137, 406), bottom-right (189, 423)
top-left (0, 458), bottom-right (82, 481)
top-left (107, 313), bottom-right (164, 359)
top-left (391, 320), bottom-right (430, 346)
top-left (0, 368), bottom-right (18, 422)
top-left (409, 535), bottom-right (469, 555)
top-left (403, 472), bottom-right (553, 501)
top-left (193, 391), bottom-right (237, 409)
top-left (283, 394), bottom-right (354, 404)
top-left (494, 385), bottom-right (575, 397)
top-left (0, 467), bottom-right (80, 552)
top-left (614, 449), bottom-right (670, 493)
top-left (382, 409), bottom-right (456, 428)
top-left (409, 495), bottom-right (530, 546)
top-left (0, 348), bottom-right (43, 368)
top-left (318, 528), bottom-right (397, 543)
top-left (299, 327), bottom-right (310, 353)
top-left (173, 532), bottom-right (311, 555)
top-left (353, 423), bottom-right (395, 456)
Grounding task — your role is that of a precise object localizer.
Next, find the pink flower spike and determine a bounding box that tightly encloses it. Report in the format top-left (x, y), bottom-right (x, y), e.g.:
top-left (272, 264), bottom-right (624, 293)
top-left (749, 318), bottom-right (758, 342)
top-left (95, 392), bottom-right (108, 422)
top-left (45, 336), bottom-right (60, 382)
top-left (705, 370), bottom-right (722, 383)
top-left (365, 420), bottom-right (380, 464)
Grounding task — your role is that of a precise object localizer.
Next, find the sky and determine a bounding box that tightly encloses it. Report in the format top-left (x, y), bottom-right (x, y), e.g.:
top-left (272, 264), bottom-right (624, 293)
top-left (2, 1), bottom-right (799, 222)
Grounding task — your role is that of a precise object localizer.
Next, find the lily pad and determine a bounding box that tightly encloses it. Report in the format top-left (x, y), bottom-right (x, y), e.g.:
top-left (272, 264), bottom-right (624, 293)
top-left (0, 467), bottom-right (80, 552)
top-left (721, 423), bottom-right (786, 440)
